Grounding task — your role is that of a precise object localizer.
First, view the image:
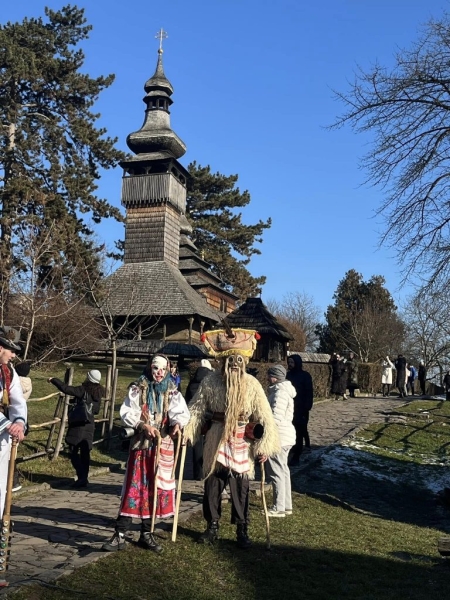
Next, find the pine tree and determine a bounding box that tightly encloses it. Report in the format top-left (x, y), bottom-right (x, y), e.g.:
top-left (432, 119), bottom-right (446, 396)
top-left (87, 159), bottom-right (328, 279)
top-left (316, 270), bottom-right (404, 361)
top-left (0, 5), bottom-right (126, 314)
top-left (186, 162), bottom-right (271, 302)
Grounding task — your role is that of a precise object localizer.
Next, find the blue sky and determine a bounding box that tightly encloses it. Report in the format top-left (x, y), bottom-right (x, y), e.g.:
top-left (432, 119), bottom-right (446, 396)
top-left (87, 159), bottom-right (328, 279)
top-left (4, 1), bottom-right (450, 315)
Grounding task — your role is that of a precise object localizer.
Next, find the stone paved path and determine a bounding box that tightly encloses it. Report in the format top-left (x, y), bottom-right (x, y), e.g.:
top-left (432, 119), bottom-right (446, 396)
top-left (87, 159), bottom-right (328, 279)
top-left (1, 395), bottom-right (412, 593)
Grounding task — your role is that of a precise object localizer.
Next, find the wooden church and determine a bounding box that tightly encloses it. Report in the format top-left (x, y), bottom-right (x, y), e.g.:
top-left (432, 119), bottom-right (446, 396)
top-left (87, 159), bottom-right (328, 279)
top-left (106, 35), bottom-right (237, 357)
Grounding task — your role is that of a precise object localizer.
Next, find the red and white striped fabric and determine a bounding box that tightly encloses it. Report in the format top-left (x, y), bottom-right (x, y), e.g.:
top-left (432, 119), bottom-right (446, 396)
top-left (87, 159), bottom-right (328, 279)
top-left (216, 423), bottom-right (250, 473)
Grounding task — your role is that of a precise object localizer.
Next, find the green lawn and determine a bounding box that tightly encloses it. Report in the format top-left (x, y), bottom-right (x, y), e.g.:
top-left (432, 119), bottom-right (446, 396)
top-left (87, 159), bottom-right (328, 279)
top-left (12, 493), bottom-right (448, 600)
top-left (352, 399), bottom-right (450, 464)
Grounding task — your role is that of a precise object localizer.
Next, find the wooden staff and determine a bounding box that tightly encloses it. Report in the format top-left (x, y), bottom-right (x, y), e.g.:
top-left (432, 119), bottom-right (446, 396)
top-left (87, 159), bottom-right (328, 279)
top-left (150, 432), bottom-right (162, 534)
top-left (171, 429), bottom-right (182, 479)
top-left (260, 461), bottom-right (271, 550)
top-left (0, 437), bottom-right (19, 587)
top-left (171, 438), bottom-right (187, 542)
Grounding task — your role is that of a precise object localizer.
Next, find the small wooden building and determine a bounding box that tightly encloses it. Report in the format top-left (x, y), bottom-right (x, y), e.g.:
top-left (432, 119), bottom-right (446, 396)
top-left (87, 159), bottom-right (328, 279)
top-left (224, 298), bottom-right (293, 361)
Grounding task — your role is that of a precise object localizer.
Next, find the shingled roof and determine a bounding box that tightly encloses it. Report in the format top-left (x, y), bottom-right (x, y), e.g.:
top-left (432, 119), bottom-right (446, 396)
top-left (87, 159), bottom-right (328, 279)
top-left (223, 297), bottom-right (293, 341)
top-left (105, 261), bottom-right (220, 321)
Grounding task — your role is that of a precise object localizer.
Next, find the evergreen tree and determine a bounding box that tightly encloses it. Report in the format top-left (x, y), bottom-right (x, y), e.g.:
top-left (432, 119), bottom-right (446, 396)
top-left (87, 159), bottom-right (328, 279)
top-left (186, 162), bottom-right (271, 302)
top-left (0, 5), bottom-right (126, 314)
top-left (316, 269), bottom-right (404, 361)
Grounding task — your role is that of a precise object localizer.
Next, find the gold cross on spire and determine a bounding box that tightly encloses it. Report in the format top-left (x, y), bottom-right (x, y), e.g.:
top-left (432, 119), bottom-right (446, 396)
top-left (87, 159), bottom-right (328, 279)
top-left (155, 28), bottom-right (168, 52)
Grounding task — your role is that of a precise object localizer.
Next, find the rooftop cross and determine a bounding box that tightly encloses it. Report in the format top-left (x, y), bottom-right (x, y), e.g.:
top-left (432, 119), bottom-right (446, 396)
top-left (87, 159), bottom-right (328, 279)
top-left (155, 28), bottom-right (168, 52)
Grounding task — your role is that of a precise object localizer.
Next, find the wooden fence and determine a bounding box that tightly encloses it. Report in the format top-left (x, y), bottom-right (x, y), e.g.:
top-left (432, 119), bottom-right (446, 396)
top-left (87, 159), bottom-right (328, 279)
top-left (16, 365), bottom-right (119, 465)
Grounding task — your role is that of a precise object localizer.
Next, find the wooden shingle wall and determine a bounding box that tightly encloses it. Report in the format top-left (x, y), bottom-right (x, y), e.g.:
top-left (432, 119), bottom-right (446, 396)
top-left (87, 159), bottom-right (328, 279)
top-left (124, 205), bottom-right (181, 266)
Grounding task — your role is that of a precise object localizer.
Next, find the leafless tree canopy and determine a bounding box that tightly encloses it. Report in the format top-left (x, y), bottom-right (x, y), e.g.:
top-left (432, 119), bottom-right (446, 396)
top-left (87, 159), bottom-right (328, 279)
top-left (332, 14), bottom-right (450, 291)
top-left (401, 289), bottom-right (450, 383)
top-left (266, 291), bottom-right (321, 351)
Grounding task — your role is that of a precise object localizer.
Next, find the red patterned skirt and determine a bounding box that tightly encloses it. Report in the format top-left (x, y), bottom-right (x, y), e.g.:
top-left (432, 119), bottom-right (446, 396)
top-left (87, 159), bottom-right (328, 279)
top-left (119, 439), bottom-right (176, 519)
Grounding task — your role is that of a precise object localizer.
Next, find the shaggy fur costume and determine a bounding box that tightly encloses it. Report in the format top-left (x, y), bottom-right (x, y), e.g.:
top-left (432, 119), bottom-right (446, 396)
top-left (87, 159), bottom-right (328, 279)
top-left (185, 371), bottom-right (280, 479)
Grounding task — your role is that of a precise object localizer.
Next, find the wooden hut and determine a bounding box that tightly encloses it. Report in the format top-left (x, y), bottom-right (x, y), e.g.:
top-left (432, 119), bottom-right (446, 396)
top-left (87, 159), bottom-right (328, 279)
top-left (223, 298), bottom-right (293, 361)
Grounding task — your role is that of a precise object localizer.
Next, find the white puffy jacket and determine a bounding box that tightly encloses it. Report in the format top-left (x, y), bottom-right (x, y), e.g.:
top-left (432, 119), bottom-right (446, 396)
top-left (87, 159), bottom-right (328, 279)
top-left (267, 380), bottom-right (296, 447)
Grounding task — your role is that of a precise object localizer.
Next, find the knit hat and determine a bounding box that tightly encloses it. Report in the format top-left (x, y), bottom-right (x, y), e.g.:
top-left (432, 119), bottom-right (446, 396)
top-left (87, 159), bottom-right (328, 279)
top-left (15, 362), bottom-right (31, 377)
top-left (200, 359), bottom-right (213, 370)
top-left (268, 364), bottom-right (286, 381)
top-left (87, 369), bottom-right (101, 384)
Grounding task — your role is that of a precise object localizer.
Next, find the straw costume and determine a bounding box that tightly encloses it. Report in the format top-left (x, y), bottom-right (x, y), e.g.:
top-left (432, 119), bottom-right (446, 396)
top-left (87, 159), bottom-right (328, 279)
top-left (184, 328), bottom-right (280, 549)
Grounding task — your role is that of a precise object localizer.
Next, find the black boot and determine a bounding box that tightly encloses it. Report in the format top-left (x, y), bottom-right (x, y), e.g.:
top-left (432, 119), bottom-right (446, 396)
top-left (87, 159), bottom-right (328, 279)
top-left (198, 521), bottom-right (219, 544)
top-left (236, 523), bottom-right (252, 549)
top-left (138, 532), bottom-right (163, 553)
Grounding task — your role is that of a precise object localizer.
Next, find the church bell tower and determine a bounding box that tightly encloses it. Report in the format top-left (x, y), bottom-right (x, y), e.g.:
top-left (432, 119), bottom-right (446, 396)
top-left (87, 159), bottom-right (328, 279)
top-left (120, 29), bottom-right (189, 267)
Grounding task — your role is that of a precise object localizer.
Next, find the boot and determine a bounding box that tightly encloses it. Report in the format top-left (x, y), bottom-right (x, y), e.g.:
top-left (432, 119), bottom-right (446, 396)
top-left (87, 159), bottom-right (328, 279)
top-left (101, 532), bottom-right (127, 552)
top-left (236, 523), bottom-right (252, 549)
top-left (198, 521), bottom-right (219, 544)
top-left (138, 532), bottom-right (163, 553)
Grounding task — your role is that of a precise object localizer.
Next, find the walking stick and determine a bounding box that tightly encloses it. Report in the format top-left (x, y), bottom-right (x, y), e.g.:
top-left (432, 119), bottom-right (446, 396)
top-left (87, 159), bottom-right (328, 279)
top-left (171, 429), bottom-right (182, 479)
top-left (172, 437), bottom-right (187, 542)
top-left (150, 432), bottom-right (162, 535)
top-left (260, 461), bottom-right (271, 550)
top-left (0, 437), bottom-right (19, 587)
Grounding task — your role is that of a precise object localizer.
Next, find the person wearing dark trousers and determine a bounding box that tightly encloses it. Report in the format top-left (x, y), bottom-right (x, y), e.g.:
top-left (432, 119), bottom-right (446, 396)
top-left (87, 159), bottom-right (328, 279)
top-left (185, 359), bottom-right (214, 480)
top-left (286, 355), bottom-right (313, 466)
top-left (394, 354), bottom-right (407, 398)
top-left (48, 370), bottom-right (104, 488)
top-left (418, 361), bottom-right (427, 396)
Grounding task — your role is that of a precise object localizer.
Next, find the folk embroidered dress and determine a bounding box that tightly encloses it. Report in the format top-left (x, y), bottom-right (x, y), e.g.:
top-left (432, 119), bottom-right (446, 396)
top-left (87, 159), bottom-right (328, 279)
top-left (118, 377), bottom-right (189, 520)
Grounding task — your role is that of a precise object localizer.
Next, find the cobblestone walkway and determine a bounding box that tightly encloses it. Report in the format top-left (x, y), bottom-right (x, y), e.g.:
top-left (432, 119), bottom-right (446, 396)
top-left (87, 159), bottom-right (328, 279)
top-left (1, 395), bottom-right (411, 592)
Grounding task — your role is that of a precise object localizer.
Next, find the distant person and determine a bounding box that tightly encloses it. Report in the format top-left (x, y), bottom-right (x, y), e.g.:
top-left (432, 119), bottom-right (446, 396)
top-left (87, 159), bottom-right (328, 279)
top-left (443, 370), bottom-right (450, 401)
top-left (185, 359), bottom-right (214, 480)
top-left (381, 356), bottom-right (394, 397)
top-left (394, 354), bottom-right (407, 398)
top-left (418, 361), bottom-right (427, 395)
top-left (286, 355), bottom-right (313, 466)
top-left (170, 362), bottom-right (181, 391)
top-left (14, 362), bottom-right (32, 401)
top-left (407, 363), bottom-right (416, 395)
top-left (12, 362), bottom-right (33, 492)
top-left (265, 364), bottom-right (296, 517)
top-left (329, 353), bottom-right (348, 401)
top-left (346, 352), bottom-right (359, 398)
top-left (48, 370), bottom-right (104, 488)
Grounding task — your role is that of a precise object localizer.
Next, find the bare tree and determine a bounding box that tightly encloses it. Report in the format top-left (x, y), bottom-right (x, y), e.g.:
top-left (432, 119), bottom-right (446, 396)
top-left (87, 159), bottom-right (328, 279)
top-left (332, 14), bottom-right (450, 291)
top-left (401, 290), bottom-right (450, 383)
top-left (7, 222), bottom-right (102, 362)
top-left (266, 291), bottom-right (321, 351)
top-left (82, 264), bottom-right (161, 378)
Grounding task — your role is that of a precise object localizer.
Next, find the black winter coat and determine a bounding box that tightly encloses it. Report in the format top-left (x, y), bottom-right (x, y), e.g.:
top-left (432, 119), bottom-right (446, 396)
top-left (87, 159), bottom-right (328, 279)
top-left (50, 379), bottom-right (101, 449)
top-left (286, 355), bottom-right (314, 423)
top-left (329, 358), bottom-right (347, 395)
top-left (185, 367), bottom-right (213, 403)
top-left (395, 356), bottom-right (407, 387)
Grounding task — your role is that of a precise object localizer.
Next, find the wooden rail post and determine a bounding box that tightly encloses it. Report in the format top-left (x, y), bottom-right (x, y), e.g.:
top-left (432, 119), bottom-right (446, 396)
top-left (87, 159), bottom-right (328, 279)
top-left (51, 367), bottom-right (74, 461)
top-left (101, 365), bottom-right (112, 438)
top-left (45, 367), bottom-right (71, 453)
top-left (107, 368), bottom-right (118, 449)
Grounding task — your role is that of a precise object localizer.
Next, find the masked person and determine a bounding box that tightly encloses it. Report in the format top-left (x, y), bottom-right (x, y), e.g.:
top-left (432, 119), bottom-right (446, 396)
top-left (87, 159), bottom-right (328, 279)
top-left (0, 327), bottom-right (27, 517)
top-left (102, 355), bottom-right (190, 553)
top-left (184, 328), bottom-right (280, 549)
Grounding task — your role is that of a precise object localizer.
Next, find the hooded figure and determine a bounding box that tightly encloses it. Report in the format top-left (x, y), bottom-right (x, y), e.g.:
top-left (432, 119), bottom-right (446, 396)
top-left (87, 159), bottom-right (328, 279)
top-left (286, 355), bottom-right (313, 465)
top-left (185, 360), bottom-right (214, 480)
top-left (184, 328), bottom-right (280, 549)
top-left (48, 370), bottom-right (105, 487)
top-left (102, 354), bottom-right (190, 554)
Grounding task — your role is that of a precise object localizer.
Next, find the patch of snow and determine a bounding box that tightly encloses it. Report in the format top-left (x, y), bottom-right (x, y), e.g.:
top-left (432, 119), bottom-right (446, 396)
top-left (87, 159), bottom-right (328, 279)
top-left (319, 444), bottom-right (450, 494)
